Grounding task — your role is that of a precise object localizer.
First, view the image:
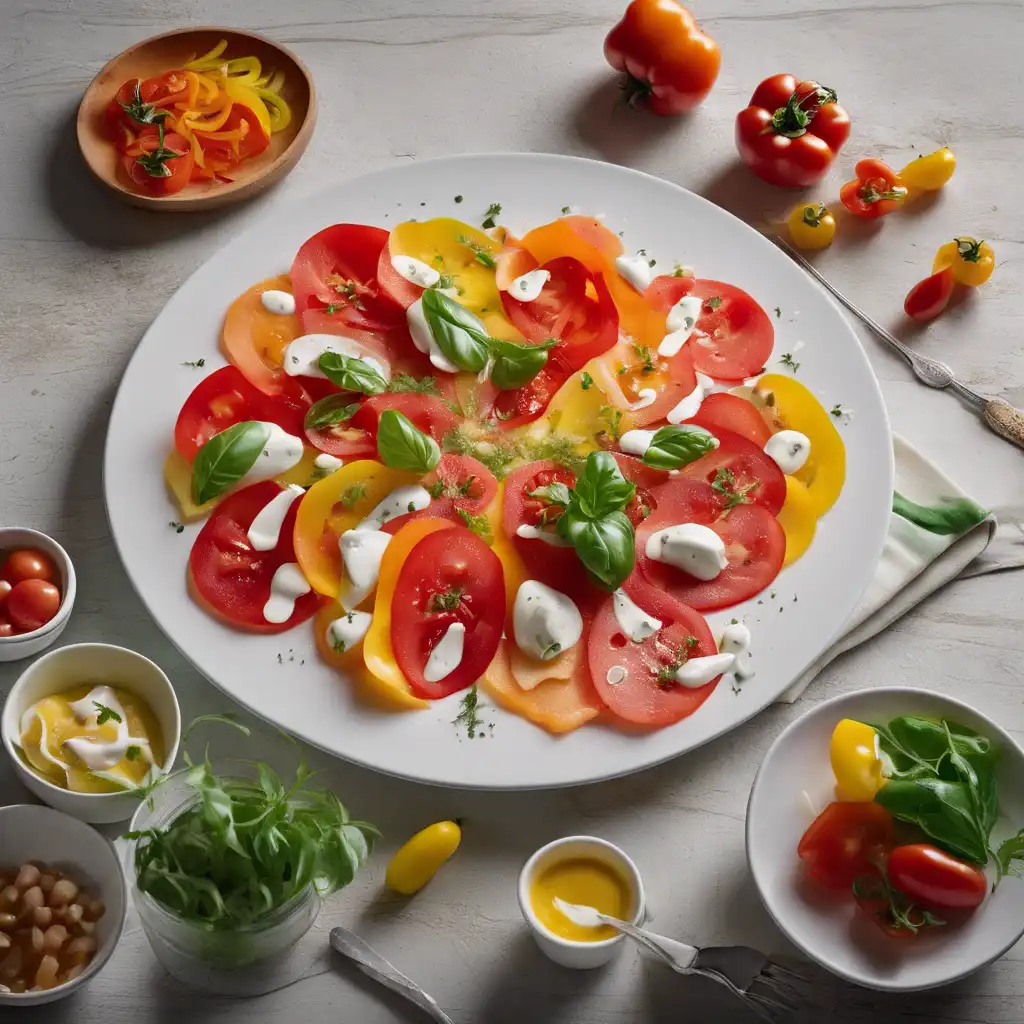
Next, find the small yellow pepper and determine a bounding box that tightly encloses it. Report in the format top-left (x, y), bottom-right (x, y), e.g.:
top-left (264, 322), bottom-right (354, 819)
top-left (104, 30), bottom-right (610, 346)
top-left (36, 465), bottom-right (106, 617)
top-left (786, 202), bottom-right (835, 251)
top-left (899, 147), bottom-right (957, 191)
top-left (385, 821), bottom-right (462, 895)
top-left (933, 237), bottom-right (995, 287)
top-left (829, 719), bottom-right (885, 802)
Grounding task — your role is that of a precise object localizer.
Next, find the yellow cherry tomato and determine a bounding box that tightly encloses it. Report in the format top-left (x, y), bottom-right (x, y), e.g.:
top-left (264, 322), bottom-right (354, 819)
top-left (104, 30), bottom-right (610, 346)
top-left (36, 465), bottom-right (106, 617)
top-left (786, 202), bottom-right (836, 251)
top-left (933, 237), bottom-right (995, 287)
top-left (386, 821), bottom-right (462, 895)
top-left (389, 218), bottom-right (522, 341)
top-left (756, 375), bottom-right (846, 517)
top-left (899, 147), bottom-right (956, 191)
top-left (830, 719), bottom-right (885, 802)
top-left (293, 460), bottom-right (420, 598)
top-left (361, 517), bottom-right (453, 709)
top-left (776, 476), bottom-right (817, 567)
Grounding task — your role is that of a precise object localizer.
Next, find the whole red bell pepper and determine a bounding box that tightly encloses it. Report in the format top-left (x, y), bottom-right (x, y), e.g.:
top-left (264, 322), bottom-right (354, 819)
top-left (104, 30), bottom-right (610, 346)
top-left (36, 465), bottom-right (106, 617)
top-left (735, 74), bottom-right (851, 187)
top-left (840, 158), bottom-right (908, 219)
top-left (604, 0), bottom-right (721, 115)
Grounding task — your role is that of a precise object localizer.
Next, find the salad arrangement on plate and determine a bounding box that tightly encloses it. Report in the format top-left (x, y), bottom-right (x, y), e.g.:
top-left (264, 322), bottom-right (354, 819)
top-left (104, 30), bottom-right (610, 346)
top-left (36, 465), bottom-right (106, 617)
top-left (164, 210), bottom-right (846, 734)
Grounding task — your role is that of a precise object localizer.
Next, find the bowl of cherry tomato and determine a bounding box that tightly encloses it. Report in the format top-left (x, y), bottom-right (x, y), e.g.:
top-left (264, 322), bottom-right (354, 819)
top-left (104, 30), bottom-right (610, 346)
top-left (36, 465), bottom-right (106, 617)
top-left (746, 687), bottom-right (1024, 991)
top-left (0, 529), bottom-right (76, 662)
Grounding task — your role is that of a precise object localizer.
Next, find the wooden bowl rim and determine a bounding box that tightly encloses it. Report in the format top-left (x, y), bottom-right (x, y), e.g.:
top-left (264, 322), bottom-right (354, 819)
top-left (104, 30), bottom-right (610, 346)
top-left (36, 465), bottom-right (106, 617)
top-left (75, 25), bottom-right (317, 210)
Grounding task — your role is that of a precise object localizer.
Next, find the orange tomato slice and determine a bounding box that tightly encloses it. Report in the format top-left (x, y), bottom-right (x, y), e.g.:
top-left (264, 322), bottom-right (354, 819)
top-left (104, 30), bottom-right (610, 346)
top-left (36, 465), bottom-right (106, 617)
top-left (362, 518), bottom-right (454, 709)
top-left (221, 275), bottom-right (303, 396)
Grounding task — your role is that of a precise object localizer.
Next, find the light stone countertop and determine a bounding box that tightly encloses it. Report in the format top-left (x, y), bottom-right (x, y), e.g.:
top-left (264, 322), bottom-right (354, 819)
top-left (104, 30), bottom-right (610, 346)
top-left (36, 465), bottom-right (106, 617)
top-left (1, 1), bottom-right (1023, 1021)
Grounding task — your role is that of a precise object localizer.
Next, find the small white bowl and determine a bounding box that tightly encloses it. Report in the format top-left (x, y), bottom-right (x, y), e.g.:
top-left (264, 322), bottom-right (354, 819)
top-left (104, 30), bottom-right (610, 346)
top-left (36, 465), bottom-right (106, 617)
top-left (0, 804), bottom-right (128, 1006)
top-left (518, 836), bottom-right (645, 969)
top-left (0, 529), bottom-right (76, 662)
top-left (747, 687), bottom-right (1024, 992)
top-left (1, 643), bottom-right (181, 824)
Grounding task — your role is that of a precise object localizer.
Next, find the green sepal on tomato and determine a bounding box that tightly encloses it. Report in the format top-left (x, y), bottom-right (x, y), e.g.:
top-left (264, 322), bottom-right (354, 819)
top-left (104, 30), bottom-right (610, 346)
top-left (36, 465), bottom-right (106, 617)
top-left (735, 74), bottom-right (851, 188)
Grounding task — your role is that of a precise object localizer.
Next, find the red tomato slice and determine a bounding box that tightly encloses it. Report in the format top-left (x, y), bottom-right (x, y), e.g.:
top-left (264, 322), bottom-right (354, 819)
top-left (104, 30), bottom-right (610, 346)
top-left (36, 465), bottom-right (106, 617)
top-left (589, 576), bottom-right (719, 726)
top-left (290, 224), bottom-right (408, 343)
top-left (375, 240), bottom-right (421, 309)
top-left (687, 393), bottom-right (772, 447)
top-left (140, 70), bottom-right (190, 105)
top-left (383, 454), bottom-right (498, 535)
top-left (123, 130), bottom-right (194, 196)
top-left (886, 844), bottom-right (986, 910)
top-left (349, 393), bottom-right (457, 446)
top-left (798, 802), bottom-right (893, 889)
top-left (675, 429), bottom-right (786, 514)
top-left (188, 481), bottom-right (323, 632)
top-left (493, 258), bottom-right (618, 427)
top-left (391, 526), bottom-right (506, 698)
top-left (303, 418), bottom-right (377, 460)
top-left (635, 477), bottom-right (785, 611)
top-left (684, 280), bottom-right (774, 380)
top-left (174, 366), bottom-right (308, 461)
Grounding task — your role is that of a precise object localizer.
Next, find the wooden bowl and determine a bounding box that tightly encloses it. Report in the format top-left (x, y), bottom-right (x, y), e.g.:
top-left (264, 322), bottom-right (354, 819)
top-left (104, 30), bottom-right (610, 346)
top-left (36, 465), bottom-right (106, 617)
top-left (76, 27), bottom-right (316, 212)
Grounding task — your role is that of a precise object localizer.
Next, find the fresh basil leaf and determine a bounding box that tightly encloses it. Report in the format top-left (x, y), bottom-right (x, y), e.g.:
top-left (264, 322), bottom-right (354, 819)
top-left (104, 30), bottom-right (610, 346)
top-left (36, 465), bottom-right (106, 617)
top-left (642, 425), bottom-right (718, 470)
top-left (892, 492), bottom-right (988, 535)
top-left (318, 352), bottom-right (388, 395)
top-left (996, 830), bottom-right (1024, 882)
top-left (191, 421), bottom-right (270, 505)
top-left (529, 481), bottom-right (571, 509)
top-left (573, 451), bottom-right (635, 520)
top-left (487, 337), bottom-right (558, 390)
top-left (304, 394), bottom-right (362, 430)
top-left (376, 409), bottom-right (440, 473)
top-left (875, 777), bottom-right (991, 865)
top-left (557, 508), bottom-right (635, 591)
top-left (420, 289), bottom-right (489, 372)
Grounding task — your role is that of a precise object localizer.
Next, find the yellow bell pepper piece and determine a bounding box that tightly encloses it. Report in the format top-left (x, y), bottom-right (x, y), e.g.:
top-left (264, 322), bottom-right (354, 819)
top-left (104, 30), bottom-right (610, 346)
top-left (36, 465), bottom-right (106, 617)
top-left (386, 821), bottom-right (462, 895)
top-left (256, 88), bottom-right (291, 133)
top-left (777, 476), bottom-right (817, 567)
top-left (830, 719), bottom-right (885, 802)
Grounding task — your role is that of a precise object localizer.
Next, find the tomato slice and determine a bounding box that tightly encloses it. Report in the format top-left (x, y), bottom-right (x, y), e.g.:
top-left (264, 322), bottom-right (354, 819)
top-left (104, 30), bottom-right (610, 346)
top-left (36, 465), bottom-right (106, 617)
top-left (687, 393), bottom-right (772, 447)
top-left (798, 801), bottom-right (893, 889)
top-left (188, 481), bottom-right (323, 632)
top-left (349, 393), bottom-right (458, 449)
top-left (589, 576), bottom-right (719, 726)
top-left (675, 429), bottom-right (786, 515)
top-left (382, 454), bottom-right (498, 535)
top-left (635, 477), bottom-right (785, 611)
top-left (174, 365), bottom-right (308, 461)
top-left (611, 453), bottom-right (669, 526)
top-left (290, 224), bottom-right (408, 343)
top-left (683, 280), bottom-right (774, 380)
top-left (391, 526), bottom-right (506, 699)
top-left (123, 130), bottom-right (194, 196)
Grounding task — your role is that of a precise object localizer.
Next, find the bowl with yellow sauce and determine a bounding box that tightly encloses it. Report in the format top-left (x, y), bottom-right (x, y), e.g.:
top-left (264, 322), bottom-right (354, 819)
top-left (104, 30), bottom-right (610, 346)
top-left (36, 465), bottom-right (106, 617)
top-left (1, 643), bottom-right (180, 824)
top-left (518, 836), bottom-right (645, 969)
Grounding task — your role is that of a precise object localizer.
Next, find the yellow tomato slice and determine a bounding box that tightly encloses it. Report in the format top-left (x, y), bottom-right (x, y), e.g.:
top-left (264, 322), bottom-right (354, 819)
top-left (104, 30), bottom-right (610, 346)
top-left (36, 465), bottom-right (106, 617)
top-left (221, 275), bottom-right (302, 396)
top-left (480, 640), bottom-right (602, 735)
top-left (163, 445), bottom-right (319, 522)
top-left (484, 483), bottom-right (527, 615)
top-left (362, 518), bottom-right (454, 709)
top-left (388, 218), bottom-right (522, 342)
top-left (756, 374), bottom-right (846, 517)
top-left (777, 476), bottom-right (817, 567)
top-left (293, 460), bottom-right (421, 598)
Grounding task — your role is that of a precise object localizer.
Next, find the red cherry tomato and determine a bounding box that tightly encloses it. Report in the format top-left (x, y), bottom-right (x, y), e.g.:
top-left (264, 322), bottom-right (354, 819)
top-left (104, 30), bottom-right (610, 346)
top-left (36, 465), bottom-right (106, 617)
top-left (735, 75), bottom-right (851, 188)
top-left (904, 268), bottom-right (955, 322)
top-left (887, 844), bottom-right (986, 910)
top-left (391, 526), bottom-right (506, 699)
top-left (798, 801), bottom-right (893, 889)
top-left (840, 159), bottom-right (907, 219)
top-left (686, 392), bottom-right (772, 447)
top-left (174, 366), bottom-right (309, 462)
top-left (0, 580), bottom-right (11, 605)
top-left (0, 614), bottom-right (14, 638)
top-left (1, 549), bottom-right (58, 585)
top-left (589, 575), bottom-right (719, 726)
top-left (122, 129), bottom-right (195, 197)
top-left (382, 454), bottom-right (498, 535)
top-left (6, 580), bottom-right (62, 633)
top-left (635, 476), bottom-right (785, 611)
top-left (676, 429), bottom-right (787, 514)
top-left (188, 481), bottom-right (324, 632)
top-left (682, 281), bottom-right (775, 381)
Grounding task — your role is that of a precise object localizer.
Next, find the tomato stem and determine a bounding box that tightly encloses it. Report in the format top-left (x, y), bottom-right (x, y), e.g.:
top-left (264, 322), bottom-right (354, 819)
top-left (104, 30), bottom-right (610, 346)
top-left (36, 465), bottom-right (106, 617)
top-left (619, 72), bottom-right (653, 109)
top-left (770, 86), bottom-right (836, 138)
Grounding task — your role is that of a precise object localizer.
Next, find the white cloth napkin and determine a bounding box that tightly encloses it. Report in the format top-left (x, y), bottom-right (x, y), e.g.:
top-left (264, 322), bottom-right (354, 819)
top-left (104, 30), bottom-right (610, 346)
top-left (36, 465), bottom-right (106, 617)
top-left (780, 434), bottom-right (1024, 702)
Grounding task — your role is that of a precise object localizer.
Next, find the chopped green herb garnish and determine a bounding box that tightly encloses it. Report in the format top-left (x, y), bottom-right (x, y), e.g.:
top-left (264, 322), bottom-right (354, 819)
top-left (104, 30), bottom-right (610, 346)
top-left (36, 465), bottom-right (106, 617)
top-left (580, 372), bottom-right (594, 391)
top-left (481, 202), bottom-right (502, 229)
top-left (561, 205), bottom-right (571, 215)
top-left (94, 702), bottom-right (123, 726)
top-left (454, 195), bottom-right (464, 203)
top-left (169, 521), bottom-right (184, 534)
top-left (436, 272), bottom-right (457, 290)
top-left (456, 508), bottom-right (493, 542)
top-left (711, 467), bottom-right (758, 511)
top-left (774, 306), bottom-right (782, 318)
top-left (326, 276), bottom-right (365, 311)
top-left (780, 352), bottom-right (801, 372)
top-left (388, 373), bottom-right (442, 396)
top-left (429, 587), bottom-right (464, 613)
top-left (703, 296), bottom-right (723, 312)
top-left (633, 344), bottom-right (657, 375)
top-left (830, 403), bottom-right (844, 418)
top-left (599, 406), bottom-right (623, 442)
top-left (456, 235), bottom-right (497, 268)
top-left (182, 358), bottom-right (206, 368)
top-left (340, 483), bottom-right (368, 509)
top-left (125, 745), bottom-right (141, 761)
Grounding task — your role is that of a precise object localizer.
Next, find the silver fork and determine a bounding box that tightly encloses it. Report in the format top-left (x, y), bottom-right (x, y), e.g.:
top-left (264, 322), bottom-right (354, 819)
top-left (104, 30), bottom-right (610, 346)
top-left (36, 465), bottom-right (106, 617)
top-left (573, 910), bottom-right (807, 1021)
top-left (770, 234), bottom-right (1024, 452)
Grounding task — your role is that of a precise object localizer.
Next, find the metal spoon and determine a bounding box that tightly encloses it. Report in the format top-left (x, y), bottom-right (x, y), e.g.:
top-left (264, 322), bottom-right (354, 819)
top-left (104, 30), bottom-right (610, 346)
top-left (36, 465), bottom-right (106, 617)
top-left (329, 926), bottom-right (454, 1023)
top-left (770, 235), bottom-right (1024, 451)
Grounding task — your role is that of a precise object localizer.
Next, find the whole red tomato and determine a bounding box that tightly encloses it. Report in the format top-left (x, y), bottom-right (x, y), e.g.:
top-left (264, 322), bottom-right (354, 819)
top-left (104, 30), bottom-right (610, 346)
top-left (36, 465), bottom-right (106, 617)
top-left (887, 845), bottom-right (987, 910)
top-left (797, 801), bottom-right (892, 889)
top-left (735, 74), bottom-right (851, 187)
top-left (604, 0), bottom-right (721, 115)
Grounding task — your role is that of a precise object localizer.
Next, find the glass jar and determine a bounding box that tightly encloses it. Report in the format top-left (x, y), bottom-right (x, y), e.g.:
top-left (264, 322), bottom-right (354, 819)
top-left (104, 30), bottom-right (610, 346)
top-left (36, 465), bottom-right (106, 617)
top-left (124, 761), bottom-right (322, 995)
